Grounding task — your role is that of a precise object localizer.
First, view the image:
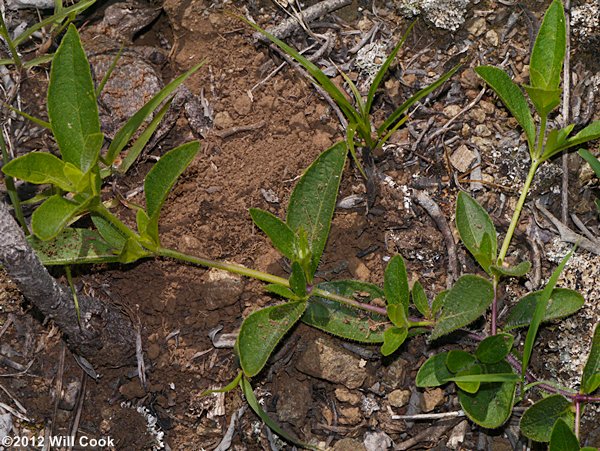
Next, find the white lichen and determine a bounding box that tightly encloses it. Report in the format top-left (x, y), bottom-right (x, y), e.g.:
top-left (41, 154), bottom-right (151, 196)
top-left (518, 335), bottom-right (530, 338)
top-left (397, 0), bottom-right (470, 31)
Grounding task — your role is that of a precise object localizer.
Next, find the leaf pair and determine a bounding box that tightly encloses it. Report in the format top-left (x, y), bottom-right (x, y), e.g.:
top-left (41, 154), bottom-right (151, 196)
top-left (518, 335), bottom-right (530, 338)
top-left (456, 192), bottom-right (531, 277)
top-left (238, 143), bottom-right (347, 377)
top-left (416, 337), bottom-right (518, 428)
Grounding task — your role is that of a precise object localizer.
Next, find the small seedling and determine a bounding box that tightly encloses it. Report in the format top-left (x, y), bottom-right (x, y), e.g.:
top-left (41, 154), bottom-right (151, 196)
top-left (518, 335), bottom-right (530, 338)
top-left (244, 18), bottom-right (459, 178)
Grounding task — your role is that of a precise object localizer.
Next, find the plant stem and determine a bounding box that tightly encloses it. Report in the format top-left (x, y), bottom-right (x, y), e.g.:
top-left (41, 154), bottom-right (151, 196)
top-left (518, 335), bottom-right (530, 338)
top-left (491, 277), bottom-right (499, 335)
top-left (575, 400), bottom-right (580, 439)
top-left (157, 247), bottom-right (290, 286)
top-left (497, 160), bottom-right (540, 265)
top-left (157, 247), bottom-right (394, 317)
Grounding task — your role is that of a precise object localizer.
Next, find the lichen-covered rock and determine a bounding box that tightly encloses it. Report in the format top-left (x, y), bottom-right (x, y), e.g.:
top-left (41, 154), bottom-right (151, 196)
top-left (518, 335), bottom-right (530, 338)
top-left (397, 0), bottom-right (470, 31)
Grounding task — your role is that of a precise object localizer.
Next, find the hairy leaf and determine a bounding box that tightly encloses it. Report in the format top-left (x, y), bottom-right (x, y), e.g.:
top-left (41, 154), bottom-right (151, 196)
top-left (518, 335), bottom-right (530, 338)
top-left (384, 254), bottom-right (410, 312)
top-left (476, 333), bottom-right (514, 364)
top-left (490, 261), bottom-right (531, 278)
top-left (287, 142), bottom-right (346, 278)
top-left (549, 419), bottom-right (580, 451)
top-left (144, 141), bottom-right (200, 241)
top-left (91, 215), bottom-right (127, 250)
top-left (238, 301), bottom-right (306, 377)
top-left (524, 85), bottom-right (562, 119)
top-left (446, 350), bottom-right (476, 373)
top-left (520, 395), bottom-right (574, 442)
top-left (2, 152), bottom-right (83, 192)
top-left (249, 208), bottom-right (295, 260)
top-left (289, 261), bottom-right (307, 298)
top-left (529, 0), bottom-right (566, 91)
top-left (31, 195), bottom-right (82, 240)
top-left (303, 280), bottom-right (387, 343)
top-left (456, 191), bottom-right (497, 274)
top-left (431, 275), bottom-right (494, 340)
top-left (411, 280), bottom-right (430, 318)
top-left (28, 228), bottom-right (121, 265)
top-left (504, 288), bottom-right (584, 330)
top-left (48, 25), bottom-right (102, 172)
top-left (475, 66), bottom-right (536, 151)
top-left (380, 326), bottom-right (408, 356)
top-left (416, 352), bottom-right (452, 387)
top-left (458, 360), bottom-right (517, 429)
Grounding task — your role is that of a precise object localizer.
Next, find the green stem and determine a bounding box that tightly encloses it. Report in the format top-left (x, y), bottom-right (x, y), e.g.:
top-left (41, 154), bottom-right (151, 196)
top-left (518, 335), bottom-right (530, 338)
top-left (156, 247), bottom-right (392, 317)
top-left (497, 160), bottom-right (540, 265)
top-left (156, 247), bottom-right (289, 286)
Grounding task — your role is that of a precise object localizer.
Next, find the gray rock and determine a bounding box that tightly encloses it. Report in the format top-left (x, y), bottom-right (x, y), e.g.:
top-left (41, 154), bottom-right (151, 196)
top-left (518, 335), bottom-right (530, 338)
top-left (275, 378), bottom-right (312, 425)
top-left (296, 337), bottom-right (368, 389)
top-left (364, 431), bottom-right (393, 451)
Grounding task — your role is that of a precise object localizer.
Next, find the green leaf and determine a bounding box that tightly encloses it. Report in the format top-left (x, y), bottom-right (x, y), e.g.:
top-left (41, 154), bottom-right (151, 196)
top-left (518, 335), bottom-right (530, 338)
top-left (136, 208), bottom-right (155, 243)
top-left (346, 123), bottom-right (367, 179)
top-left (378, 64), bottom-right (460, 135)
top-left (560, 121), bottom-right (600, 151)
top-left (524, 85), bottom-right (562, 118)
top-left (380, 326), bottom-right (408, 356)
top-left (286, 142), bottom-right (346, 278)
top-left (386, 303), bottom-right (408, 328)
top-left (242, 18), bottom-right (360, 125)
top-left (48, 25), bottom-right (102, 172)
top-left (453, 364), bottom-right (482, 394)
top-left (115, 96), bottom-right (173, 175)
top-left (431, 275), bottom-right (494, 340)
top-left (431, 290), bottom-right (447, 316)
top-left (550, 418), bottom-right (580, 451)
top-left (264, 284), bottom-right (300, 301)
top-left (365, 21), bottom-right (415, 115)
top-left (522, 249), bottom-right (574, 377)
top-left (446, 350), bottom-right (476, 373)
top-left (28, 228), bottom-right (121, 265)
top-left (520, 395), bottom-right (574, 442)
top-left (474, 66), bottom-right (536, 151)
top-left (91, 215), bottom-right (127, 250)
top-left (416, 352), bottom-right (453, 387)
top-left (504, 288), bottom-right (584, 330)
top-left (457, 360), bottom-right (517, 428)
top-left (2, 152), bottom-right (83, 192)
top-left (411, 280), bottom-right (430, 318)
top-left (144, 141), bottom-right (200, 241)
top-left (303, 280), bottom-right (387, 343)
top-left (490, 261), bottom-right (531, 278)
top-left (238, 301), bottom-right (306, 377)
top-left (249, 208), bottom-right (295, 260)
top-left (118, 237), bottom-right (152, 264)
top-left (450, 372), bottom-right (519, 383)
top-left (289, 261), bottom-right (307, 298)
top-left (581, 323), bottom-right (600, 395)
top-left (104, 61), bottom-right (205, 166)
top-left (476, 333), bottom-right (514, 364)
top-left (529, 0), bottom-right (566, 91)
top-left (544, 124), bottom-right (575, 158)
top-left (384, 254), bottom-right (410, 313)
top-left (31, 195), bottom-right (82, 240)
top-left (240, 377), bottom-right (317, 450)
top-left (579, 148), bottom-right (600, 178)
top-left (456, 192), bottom-right (497, 274)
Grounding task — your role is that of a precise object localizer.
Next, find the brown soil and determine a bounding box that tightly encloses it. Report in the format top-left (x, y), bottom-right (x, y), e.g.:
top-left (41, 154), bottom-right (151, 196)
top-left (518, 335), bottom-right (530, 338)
top-left (1, 0), bottom-right (599, 450)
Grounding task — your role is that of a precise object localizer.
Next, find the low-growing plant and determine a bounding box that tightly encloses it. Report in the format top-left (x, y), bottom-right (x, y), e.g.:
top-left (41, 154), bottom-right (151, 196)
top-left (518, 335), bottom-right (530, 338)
top-left (244, 18), bottom-right (460, 178)
top-left (2, 1), bottom-right (600, 449)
